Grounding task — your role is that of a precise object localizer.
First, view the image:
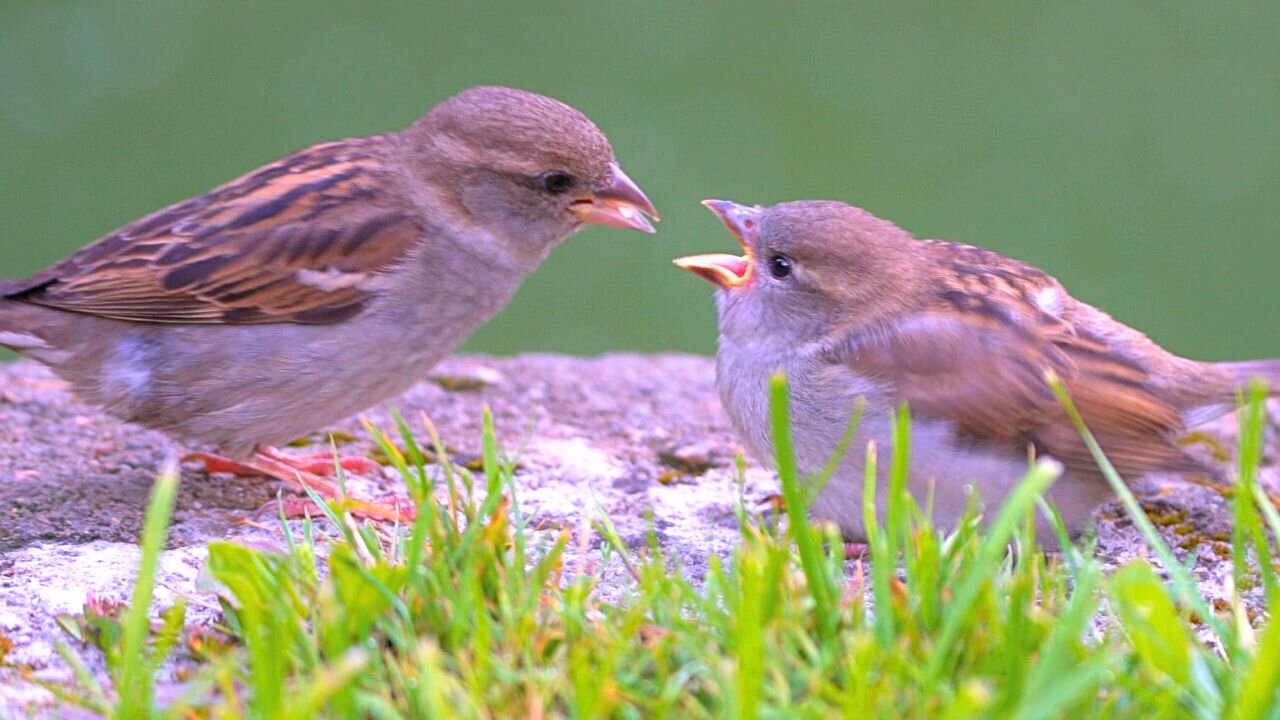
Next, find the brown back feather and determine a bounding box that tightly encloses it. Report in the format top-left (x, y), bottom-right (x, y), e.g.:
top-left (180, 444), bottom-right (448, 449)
top-left (840, 242), bottom-right (1208, 481)
top-left (4, 138), bottom-right (421, 325)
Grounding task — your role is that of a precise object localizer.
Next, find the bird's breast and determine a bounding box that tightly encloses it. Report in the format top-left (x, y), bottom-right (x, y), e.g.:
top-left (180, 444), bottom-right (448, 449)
top-left (714, 339), bottom-right (890, 471)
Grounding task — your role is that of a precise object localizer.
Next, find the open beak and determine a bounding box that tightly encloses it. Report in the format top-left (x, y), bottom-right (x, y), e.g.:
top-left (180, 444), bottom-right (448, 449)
top-left (673, 199), bottom-right (761, 289)
top-left (570, 162), bottom-right (659, 233)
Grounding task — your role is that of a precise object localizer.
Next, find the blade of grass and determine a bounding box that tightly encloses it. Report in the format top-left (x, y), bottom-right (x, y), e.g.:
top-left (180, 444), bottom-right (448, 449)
top-left (1233, 607), bottom-right (1280, 720)
top-left (863, 439), bottom-right (897, 648)
top-left (803, 397), bottom-right (866, 508)
top-left (49, 641), bottom-right (112, 714)
top-left (1046, 371), bottom-right (1231, 650)
top-left (118, 464), bottom-right (180, 719)
top-left (1013, 565), bottom-right (1104, 720)
top-left (768, 372), bottom-right (837, 640)
top-left (1233, 383), bottom-right (1276, 605)
top-left (925, 459), bottom-right (1059, 682)
top-left (888, 404), bottom-right (912, 552)
top-left (281, 649), bottom-right (370, 720)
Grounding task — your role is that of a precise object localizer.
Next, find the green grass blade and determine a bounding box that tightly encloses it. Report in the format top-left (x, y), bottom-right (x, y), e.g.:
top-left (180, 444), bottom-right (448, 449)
top-left (1233, 383), bottom-right (1276, 607)
top-left (768, 372), bottom-right (837, 640)
top-left (117, 466), bottom-right (180, 719)
top-left (925, 459), bottom-right (1059, 682)
top-left (1047, 372), bottom-right (1231, 650)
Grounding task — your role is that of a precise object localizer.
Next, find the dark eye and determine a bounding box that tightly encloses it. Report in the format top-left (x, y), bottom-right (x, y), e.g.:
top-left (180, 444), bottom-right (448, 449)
top-left (768, 253), bottom-right (792, 279)
top-left (538, 171), bottom-right (575, 195)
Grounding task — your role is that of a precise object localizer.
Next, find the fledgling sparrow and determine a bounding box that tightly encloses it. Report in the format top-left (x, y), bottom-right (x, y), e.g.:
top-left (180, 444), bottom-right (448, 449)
top-left (676, 199), bottom-right (1278, 540)
top-left (0, 85), bottom-right (657, 519)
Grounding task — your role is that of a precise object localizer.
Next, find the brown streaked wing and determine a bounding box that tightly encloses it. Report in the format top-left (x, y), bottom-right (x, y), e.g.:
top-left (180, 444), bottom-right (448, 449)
top-left (4, 137), bottom-right (421, 325)
top-left (838, 292), bottom-right (1206, 481)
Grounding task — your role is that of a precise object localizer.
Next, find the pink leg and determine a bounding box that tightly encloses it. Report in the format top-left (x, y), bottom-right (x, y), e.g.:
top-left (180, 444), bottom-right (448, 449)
top-left (183, 447), bottom-right (413, 521)
top-left (844, 542), bottom-right (869, 560)
top-left (182, 452), bottom-right (262, 477)
top-left (184, 449), bottom-right (379, 478)
top-left (264, 449), bottom-right (382, 476)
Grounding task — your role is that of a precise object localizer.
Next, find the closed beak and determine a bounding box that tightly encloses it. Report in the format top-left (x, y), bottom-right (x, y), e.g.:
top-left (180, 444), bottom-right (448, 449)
top-left (570, 162), bottom-right (659, 233)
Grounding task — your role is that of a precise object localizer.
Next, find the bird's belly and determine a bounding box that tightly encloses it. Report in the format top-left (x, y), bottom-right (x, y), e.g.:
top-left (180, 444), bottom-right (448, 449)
top-left (804, 417), bottom-right (1110, 543)
top-left (83, 263), bottom-right (528, 455)
top-left (716, 345), bottom-right (1111, 543)
top-left (106, 314), bottom-right (471, 454)
top-left (715, 341), bottom-right (890, 472)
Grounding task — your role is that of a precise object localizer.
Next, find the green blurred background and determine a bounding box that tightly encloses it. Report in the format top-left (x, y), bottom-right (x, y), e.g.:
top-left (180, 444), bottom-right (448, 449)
top-left (2, 1), bottom-right (1277, 360)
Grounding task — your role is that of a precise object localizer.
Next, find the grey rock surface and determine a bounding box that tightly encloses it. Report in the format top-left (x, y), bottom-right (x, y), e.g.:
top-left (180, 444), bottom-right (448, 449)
top-left (1, 355), bottom-right (1276, 715)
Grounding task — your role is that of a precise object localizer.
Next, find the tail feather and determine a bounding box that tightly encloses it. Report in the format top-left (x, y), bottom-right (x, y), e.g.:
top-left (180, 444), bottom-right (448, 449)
top-left (1219, 360), bottom-right (1280, 395)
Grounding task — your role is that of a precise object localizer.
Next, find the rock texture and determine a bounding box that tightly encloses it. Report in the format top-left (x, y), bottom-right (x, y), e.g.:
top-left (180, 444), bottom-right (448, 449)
top-left (0, 355), bottom-right (1276, 714)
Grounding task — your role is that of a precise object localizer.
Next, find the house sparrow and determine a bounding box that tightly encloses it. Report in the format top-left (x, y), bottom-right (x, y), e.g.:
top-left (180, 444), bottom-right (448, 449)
top-left (0, 86), bottom-right (657, 519)
top-left (676, 199), bottom-right (1278, 540)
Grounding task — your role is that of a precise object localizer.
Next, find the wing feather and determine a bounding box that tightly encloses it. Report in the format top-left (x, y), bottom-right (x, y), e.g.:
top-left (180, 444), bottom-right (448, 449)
top-left (839, 247), bottom-right (1206, 480)
top-left (4, 138), bottom-right (421, 325)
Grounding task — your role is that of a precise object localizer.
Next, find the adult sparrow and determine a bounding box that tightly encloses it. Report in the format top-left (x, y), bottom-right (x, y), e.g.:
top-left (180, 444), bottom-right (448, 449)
top-left (0, 86), bottom-right (657, 519)
top-left (676, 199), bottom-right (1278, 540)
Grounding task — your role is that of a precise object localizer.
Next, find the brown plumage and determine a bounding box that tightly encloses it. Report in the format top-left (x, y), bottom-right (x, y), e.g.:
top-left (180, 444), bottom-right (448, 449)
top-left (676, 199), bottom-right (1278, 541)
top-left (0, 86), bottom-right (658, 519)
top-left (4, 139), bottom-right (416, 325)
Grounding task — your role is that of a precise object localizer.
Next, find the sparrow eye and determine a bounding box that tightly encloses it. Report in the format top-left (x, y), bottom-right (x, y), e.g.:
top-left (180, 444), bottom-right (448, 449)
top-left (767, 253), bottom-right (792, 279)
top-left (538, 171), bottom-right (576, 195)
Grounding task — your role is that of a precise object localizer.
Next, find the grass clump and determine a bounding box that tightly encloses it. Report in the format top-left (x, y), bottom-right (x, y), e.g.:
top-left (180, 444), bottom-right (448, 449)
top-left (9, 378), bottom-right (1280, 718)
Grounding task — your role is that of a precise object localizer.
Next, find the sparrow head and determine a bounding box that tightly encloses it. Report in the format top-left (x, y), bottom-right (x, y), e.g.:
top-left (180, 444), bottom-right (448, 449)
top-left (404, 86), bottom-right (657, 247)
top-left (676, 199), bottom-right (921, 348)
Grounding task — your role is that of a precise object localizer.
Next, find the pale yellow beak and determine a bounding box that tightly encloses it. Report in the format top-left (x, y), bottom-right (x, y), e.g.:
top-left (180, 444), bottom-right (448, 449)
top-left (673, 253), bottom-right (751, 289)
top-left (570, 162), bottom-right (659, 233)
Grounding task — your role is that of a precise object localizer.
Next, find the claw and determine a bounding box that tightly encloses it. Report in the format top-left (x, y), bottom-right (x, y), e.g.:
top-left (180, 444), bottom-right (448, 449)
top-left (278, 451), bottom-right (382, 476)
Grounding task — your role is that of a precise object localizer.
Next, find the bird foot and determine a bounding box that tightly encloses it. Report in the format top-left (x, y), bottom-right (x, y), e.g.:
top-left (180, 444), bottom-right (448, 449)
top-left (183, 449), bottom-right (379, 477)
top-left (844, 542), bottom-right (869, 560)
top-left (182, 452), bottom-right (263, 477)
top-left (183, 447), bottom-right (413, 521)
top-left (273, 451), bottom-right (383, 476)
